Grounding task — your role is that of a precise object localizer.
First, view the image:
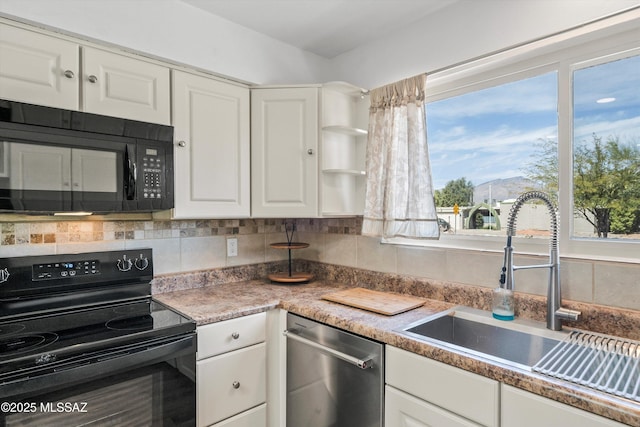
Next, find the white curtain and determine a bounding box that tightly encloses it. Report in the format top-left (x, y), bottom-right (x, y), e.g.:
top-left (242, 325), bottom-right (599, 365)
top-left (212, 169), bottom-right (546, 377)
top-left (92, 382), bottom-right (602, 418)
top-left (362, 74), bottom-right (439, 239)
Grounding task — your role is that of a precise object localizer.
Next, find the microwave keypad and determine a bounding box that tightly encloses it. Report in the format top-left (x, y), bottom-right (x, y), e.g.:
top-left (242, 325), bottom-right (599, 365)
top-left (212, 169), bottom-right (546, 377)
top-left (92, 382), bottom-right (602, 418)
top-left (142, 156), bottom-right (163, 199)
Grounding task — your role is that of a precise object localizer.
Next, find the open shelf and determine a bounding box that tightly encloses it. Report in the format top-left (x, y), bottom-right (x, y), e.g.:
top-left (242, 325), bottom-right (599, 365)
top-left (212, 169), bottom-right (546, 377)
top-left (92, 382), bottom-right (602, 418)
top-left (322, 125), bottom-right (368, 136)
top-left (322, 168), bottom-right (366, 176)
top-left (323, 81), bottom-right (368, 97)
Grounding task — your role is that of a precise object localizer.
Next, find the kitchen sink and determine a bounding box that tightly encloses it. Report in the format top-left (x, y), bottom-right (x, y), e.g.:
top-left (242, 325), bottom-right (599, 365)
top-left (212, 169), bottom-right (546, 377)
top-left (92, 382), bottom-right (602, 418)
top-left (399, 306), bottom-right (569, 370)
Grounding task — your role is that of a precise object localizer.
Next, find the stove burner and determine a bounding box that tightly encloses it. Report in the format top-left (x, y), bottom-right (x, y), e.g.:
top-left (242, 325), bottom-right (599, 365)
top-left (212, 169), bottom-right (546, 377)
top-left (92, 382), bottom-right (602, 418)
top-left (0, 332), bottom-right (58, 358)
top-left (106, 315), bottom-right (154, 331)
top-left (0, 323), bottom-right (26, 336)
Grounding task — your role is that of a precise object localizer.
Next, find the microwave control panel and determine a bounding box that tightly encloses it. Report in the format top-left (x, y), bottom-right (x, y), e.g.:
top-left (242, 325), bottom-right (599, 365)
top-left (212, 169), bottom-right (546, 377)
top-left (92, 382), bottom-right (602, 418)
top-left (140, 146), bottom-right (165, 200)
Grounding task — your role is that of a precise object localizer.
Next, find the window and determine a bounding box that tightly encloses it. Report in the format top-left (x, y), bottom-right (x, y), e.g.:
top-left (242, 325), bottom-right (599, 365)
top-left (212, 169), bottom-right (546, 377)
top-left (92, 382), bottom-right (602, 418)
top-left (426, 72), bottom-right (558, 237)
top-left (386, 11), bottom-right (640, 263)
top-left (572, 54), bottom-right (640, 240)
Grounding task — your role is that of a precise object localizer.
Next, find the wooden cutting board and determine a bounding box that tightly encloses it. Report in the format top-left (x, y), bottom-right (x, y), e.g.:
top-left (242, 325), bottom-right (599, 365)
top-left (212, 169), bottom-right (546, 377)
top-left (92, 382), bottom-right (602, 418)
top-left (322, 287), bottom-right (425, 316)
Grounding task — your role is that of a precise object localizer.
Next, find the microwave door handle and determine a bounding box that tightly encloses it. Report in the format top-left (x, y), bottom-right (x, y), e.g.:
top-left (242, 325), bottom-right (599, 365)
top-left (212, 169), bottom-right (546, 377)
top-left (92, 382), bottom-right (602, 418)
top-left (125, 146), bottom-right (136, 200)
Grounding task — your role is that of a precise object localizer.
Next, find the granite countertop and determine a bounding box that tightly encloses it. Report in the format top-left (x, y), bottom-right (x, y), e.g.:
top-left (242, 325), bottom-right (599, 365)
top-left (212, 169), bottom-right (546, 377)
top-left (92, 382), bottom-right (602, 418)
top-left (154, 278), bottom-right (640, 426)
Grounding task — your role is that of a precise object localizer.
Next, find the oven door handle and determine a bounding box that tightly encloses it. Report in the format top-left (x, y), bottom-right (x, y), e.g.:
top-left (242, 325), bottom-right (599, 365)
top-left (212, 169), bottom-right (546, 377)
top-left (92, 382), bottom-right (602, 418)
top-left (284, 329), bottom-right (374, 369)
top-left (0, 333), bottom-right (196, 400)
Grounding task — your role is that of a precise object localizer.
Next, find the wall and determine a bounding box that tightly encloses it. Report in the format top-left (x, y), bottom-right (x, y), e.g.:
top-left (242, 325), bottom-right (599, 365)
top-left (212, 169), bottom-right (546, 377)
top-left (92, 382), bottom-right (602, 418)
top-left (3, 215), bottom-right (635, 311)
top-left (0, 217), bottom-right (361, 274)
top-left (294, 230), bottom-right (640, 312)
top-left (331, 0), bottom-right (640, 88)
top-left (0, 0), bottom-right (330, 85)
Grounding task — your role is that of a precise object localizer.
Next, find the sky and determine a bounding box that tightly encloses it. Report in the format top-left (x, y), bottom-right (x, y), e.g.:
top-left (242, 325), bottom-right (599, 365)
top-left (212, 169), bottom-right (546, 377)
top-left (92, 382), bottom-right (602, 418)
top-left (425, 54), bottom-right (640, 191)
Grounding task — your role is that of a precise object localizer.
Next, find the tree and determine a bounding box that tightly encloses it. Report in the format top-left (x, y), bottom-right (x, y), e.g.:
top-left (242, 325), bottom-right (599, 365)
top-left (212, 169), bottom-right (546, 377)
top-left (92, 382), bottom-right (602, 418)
top-left (526, 134), bottom-right (640, 237)
top-left (524, 137), bottom-right (558, 198)
top-left (574, 134), bottom-right (640, 237)
top-left (434, 178), bottom-right (474, 207)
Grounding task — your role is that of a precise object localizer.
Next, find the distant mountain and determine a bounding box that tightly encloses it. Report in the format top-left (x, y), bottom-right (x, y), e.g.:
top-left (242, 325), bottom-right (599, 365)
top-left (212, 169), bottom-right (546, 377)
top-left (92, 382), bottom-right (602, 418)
top-left (473, 176), bottom-right (540, 204)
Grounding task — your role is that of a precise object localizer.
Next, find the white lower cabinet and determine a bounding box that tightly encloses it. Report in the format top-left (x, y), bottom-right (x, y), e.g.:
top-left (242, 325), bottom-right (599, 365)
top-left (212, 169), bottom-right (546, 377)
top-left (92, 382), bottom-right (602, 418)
top-left (386, 386), bottom-right (483, 427)
top-left (386, 346), bottom-right (499, 427)
top-left (501, 385), bottom-right (627, 427)
top-left (197, 313), bottom-right (267, 427)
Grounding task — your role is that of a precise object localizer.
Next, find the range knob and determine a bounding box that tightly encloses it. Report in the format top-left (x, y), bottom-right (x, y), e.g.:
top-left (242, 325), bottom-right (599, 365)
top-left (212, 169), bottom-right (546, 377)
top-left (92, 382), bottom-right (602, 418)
top-left (117, 255), bottom-right (133, 272)
top-left (135, 254), bottom-right (149, 271)
top-left (0, 268), bottom-right (9, 284)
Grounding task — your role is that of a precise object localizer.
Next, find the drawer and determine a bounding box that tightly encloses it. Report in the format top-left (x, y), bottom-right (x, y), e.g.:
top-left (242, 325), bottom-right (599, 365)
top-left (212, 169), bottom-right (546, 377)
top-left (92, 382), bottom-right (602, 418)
top-left (197, 312), bottom-right (266, 360)
top-left (211, 404), bottom-right (266, 427)
top-left (386, 346), bottom-right (499, 427)
top-left (197, 343), bottom-right (266, 426)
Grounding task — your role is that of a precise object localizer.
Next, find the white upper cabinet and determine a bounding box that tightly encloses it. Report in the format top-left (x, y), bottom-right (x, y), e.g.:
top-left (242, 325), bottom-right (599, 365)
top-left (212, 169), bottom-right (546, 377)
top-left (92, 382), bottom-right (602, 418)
top-left (0, 23), bottom-right (79, 110)
top-left (251, 87), bottom-right (319, 218)
top-left (171, 70), bottom-right (250, 218)
top-left (0, 22), bottom-right (170, 124)
top-left (82, 47), bottom-right (170, 125)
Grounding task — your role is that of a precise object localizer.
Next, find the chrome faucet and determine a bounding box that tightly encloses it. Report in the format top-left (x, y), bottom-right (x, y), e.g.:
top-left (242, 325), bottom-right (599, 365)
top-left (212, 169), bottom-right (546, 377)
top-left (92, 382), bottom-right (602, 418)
top-left (499, 191), bottom-right (580, 331)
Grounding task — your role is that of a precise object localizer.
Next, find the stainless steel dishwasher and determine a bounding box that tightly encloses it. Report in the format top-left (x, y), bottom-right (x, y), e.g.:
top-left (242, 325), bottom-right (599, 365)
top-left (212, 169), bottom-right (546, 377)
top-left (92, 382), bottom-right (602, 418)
top-left (285, 313), bottom-right (384, 427)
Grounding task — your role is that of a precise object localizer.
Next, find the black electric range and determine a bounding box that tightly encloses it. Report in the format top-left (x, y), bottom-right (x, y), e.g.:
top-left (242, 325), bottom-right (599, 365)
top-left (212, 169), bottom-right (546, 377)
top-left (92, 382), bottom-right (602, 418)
top-left (0, 249), bottom-right (196, 408)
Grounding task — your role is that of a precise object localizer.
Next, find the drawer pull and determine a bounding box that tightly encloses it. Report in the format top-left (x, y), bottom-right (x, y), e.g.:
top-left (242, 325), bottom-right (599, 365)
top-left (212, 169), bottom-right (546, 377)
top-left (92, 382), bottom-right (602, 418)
top-left (231, 332), bottom-right (240, 340)
top-left (232, 381), bottom-right (240, 389)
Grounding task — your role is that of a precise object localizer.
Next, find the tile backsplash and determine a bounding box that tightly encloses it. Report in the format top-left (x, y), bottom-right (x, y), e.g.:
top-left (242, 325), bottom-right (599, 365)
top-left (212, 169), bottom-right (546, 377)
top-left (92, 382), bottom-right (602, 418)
top-left (0, 217), bottom-right (362, 246)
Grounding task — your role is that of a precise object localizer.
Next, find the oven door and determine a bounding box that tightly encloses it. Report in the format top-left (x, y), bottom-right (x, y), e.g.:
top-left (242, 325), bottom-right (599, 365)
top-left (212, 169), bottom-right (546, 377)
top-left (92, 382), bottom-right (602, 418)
top-left (0, 124), bottom-right (133, 213)
top-left (0, 333), bottom-right (196, 427)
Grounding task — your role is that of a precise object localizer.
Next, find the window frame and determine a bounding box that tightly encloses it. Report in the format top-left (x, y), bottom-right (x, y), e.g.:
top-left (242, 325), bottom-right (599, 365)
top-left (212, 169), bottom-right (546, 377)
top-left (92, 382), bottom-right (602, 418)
top-left (384, 9), bottom-right (640, 264)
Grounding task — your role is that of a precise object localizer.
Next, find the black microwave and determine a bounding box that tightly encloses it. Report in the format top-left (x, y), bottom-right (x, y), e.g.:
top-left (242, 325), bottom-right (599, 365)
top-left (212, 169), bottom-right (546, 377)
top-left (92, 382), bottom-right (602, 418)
top-left (0, 99), bottom-right (174, 214)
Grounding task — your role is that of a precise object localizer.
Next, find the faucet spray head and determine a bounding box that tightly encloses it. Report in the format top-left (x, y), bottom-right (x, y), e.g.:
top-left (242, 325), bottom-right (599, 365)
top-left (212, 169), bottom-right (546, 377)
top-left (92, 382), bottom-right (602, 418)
top-left (499, 236), bottom-right (512, 286)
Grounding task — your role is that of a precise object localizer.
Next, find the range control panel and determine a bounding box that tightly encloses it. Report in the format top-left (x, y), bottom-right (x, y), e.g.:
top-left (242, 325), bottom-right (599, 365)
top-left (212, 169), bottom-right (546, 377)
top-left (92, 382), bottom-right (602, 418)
top-left (33, 259), bottom-right (100, 280)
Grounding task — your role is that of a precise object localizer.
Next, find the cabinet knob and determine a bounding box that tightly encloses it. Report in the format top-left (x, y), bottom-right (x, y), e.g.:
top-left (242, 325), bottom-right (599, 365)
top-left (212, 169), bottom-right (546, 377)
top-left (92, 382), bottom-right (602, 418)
top-left (307, 149), bottom-right (314, 155)
top-left (178, 141), bottom-right (187, 147)
top-left (231, 332), bottom-right (240, 340)
top-left (63, 70), bottom-right (75, 79)
top-left (88, 75), bottom-right (98, 83)
top-left (232, 381), bottom-right (240, 389)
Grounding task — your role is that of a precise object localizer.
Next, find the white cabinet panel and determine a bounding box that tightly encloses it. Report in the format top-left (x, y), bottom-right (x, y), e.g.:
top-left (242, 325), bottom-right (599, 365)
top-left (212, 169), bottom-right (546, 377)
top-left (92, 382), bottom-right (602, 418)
top-left (197, 343), bottom-right (266, 426)
top-left (386, 386), bottom-right (483, 427)
top-left (172, 70), bottom-right (250, 218)
top-left (0, 23), bottom-right (79, 110)
top-left (82, 47), bottom-right (170, 124)
top-left (501, 385), bottom-right (627, 427)
top-left (251, 87), bottom-right (318, 217)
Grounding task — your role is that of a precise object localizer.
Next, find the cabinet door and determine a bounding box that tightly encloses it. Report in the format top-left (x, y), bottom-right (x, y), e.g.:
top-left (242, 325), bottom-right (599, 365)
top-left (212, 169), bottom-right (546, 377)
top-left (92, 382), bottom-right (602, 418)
top-left (251, 87), bottom-right (318, 217)
top-left (0, 23), bottom-right (79, 110)
top-left (501, 385), bottom-right (627, 427)
top-left (172, 71), bottom-right (250, 218)
top-left (82, 47), bottom-right (170, 124)
top-left (197, 343), bottom-right (266, 427)
top-left (386, 386), bottom-right (483, 427)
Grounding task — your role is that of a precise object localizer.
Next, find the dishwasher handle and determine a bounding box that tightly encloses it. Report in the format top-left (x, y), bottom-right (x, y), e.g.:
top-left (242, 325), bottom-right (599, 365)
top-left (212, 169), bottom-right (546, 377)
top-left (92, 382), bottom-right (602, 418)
top-left (284, 329), bottom-right (374, 369)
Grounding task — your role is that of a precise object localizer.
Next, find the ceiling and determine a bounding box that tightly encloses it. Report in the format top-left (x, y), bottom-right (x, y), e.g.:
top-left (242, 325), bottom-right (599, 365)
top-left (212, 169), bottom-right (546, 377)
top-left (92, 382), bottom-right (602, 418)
top-left (181, 0), bottom-right (458, 58)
